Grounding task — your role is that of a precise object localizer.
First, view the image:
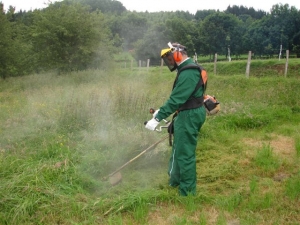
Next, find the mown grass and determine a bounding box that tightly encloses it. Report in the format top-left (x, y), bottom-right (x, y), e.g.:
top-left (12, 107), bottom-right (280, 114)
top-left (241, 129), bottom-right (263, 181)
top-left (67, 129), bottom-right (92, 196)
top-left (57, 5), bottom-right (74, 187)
top-left (0, 59), bottom-right (300, 224)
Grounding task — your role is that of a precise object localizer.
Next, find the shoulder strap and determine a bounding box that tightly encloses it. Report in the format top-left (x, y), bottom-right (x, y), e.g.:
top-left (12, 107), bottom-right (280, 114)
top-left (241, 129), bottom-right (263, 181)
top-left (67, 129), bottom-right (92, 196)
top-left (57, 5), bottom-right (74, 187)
top-left (172, 63), bottom-right (208, 112)
top-left (173, 63), bottom-right (207, 95)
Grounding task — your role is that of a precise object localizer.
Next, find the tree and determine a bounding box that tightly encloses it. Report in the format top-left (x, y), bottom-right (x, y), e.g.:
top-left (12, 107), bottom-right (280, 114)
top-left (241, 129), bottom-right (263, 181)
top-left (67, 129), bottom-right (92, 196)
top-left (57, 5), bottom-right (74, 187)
top-left (31, 2), bottom-right (114, 72)
top-left (73, 0), bottom-right (126, 14)
top-left (243, 18), bottom-right (269, 56)
top-left (225, 5), bottom-right (266, 19)
top-left (292, 31), bottom-right (300, 57)
top-left (165, 17), bottom-right (199, 55)
top-left (195, 9), bottom-right (217, 21)
top-left (0, 4), bottom-right (27, 78)
top-left (270, 4), bottom-right (300, 53)
top-left (244, 4), bottom-right (300, 56)
top-left (118, 12), bottom-right (149, 51)
top-left (199, 12), bottom-right (243, 58)
top-left (133, 23), bottom-right (172, 63)
top-left (0, 4), bottom-right (13, 78)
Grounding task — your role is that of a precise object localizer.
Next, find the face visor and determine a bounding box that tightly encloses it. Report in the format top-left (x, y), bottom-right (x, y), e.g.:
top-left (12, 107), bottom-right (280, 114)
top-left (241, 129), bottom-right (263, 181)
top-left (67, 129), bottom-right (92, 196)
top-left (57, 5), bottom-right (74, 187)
top-left (161, 48), bottom-right (178, 72)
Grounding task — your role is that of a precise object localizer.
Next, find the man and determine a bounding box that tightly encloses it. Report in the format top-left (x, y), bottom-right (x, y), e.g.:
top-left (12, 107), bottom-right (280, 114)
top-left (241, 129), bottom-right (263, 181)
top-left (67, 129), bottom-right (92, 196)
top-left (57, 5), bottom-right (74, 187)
top-left (145, 42), bottom-right (206, 196)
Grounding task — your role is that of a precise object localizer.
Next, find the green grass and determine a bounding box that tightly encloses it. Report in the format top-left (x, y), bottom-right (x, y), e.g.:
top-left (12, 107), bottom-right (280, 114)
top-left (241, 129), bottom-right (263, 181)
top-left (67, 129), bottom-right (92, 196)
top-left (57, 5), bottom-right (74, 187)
top-left (200, 58), bottom-right (300, 77)
top-left (0, 59), bottom-right (300, 224)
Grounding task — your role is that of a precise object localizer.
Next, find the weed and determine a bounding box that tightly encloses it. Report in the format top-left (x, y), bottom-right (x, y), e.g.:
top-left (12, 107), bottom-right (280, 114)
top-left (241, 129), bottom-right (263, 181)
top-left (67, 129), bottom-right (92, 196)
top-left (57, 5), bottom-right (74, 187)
top-left (215, 193), bottom-right (243, 212)
top-left (254, 144), bottom-right (280, 172)
top-left (285, 173), bottom-right (300, 199)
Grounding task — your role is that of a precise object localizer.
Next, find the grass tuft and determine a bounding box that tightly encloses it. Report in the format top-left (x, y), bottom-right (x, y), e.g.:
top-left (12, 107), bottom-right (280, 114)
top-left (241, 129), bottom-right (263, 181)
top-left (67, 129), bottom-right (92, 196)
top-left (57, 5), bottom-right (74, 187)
top-left (254, 144), bottom-right (280, 172)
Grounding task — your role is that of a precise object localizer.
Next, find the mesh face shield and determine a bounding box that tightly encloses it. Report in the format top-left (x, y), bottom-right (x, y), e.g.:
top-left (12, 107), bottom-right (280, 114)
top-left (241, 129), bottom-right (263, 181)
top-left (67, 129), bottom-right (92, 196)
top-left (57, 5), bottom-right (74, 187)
top-left (161, 49), bottom-right (178, 72)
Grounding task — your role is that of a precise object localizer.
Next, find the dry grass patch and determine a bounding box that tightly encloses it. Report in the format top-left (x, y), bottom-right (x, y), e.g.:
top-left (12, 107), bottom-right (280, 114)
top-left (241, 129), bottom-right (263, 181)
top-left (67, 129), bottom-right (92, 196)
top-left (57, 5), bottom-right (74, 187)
top-left (242, 134), bottom-right (296, 181)
top-left (146, 203), bottom-right (243, 225)
top-left (242, 134), bottom-right (295, 160)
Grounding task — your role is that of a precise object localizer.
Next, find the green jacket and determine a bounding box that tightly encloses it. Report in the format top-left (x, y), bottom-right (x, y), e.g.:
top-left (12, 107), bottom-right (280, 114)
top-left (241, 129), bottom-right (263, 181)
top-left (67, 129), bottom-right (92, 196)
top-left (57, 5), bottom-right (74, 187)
top-left (156, 58), bottom-right (205, 121)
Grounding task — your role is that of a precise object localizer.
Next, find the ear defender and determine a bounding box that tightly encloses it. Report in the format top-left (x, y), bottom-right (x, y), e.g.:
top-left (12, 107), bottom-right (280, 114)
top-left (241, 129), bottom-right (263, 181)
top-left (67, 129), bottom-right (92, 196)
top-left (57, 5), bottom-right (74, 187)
top-left (173, 46), bottom-right (182, 62)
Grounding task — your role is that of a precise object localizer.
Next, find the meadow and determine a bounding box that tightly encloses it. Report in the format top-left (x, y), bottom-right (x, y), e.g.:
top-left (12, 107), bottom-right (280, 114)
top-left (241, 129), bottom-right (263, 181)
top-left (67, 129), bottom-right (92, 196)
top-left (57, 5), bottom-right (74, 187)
top-left (0, 59), bottom-right (300, 224)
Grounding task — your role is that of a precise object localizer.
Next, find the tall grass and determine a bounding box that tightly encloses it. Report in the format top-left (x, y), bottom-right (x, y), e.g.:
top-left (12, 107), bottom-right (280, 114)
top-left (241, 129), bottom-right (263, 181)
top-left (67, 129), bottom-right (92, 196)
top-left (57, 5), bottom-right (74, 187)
top-left (0, 62), bottom-right (300, 224)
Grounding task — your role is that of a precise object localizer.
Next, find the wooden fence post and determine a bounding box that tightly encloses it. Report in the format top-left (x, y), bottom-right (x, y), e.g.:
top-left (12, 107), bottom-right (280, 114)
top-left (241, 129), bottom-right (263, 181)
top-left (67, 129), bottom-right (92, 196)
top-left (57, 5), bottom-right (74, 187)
top-left (284, 50), bottom-right (289, 77)
top-left (214, 53), bottom-right (217, 75)
top-left (245, 51), bottom-right (252, 78)
top-left (147, 59), bottom-right (150, 71)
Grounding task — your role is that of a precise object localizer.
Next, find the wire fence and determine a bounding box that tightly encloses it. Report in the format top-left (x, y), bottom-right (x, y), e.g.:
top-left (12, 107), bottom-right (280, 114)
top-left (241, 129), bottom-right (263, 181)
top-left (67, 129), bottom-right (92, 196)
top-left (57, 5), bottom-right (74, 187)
top-left (114, 50), bottom-right (299, 78)
top-left (115, 51), bottom-right (298, 69)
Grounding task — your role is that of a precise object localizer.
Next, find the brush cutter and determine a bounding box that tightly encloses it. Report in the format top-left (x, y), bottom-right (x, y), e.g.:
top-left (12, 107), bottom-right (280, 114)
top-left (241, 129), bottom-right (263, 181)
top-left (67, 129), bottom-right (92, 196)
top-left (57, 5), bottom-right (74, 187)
top-left (103, 135), bottom-right (169, 186)
top-left (103, 108), bottom-right (171, 186)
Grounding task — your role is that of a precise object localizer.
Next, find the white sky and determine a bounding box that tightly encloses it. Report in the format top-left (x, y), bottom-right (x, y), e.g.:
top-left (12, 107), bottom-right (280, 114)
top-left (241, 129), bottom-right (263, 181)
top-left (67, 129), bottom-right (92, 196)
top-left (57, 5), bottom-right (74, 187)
top-left (1, 0), bottom-right (300, 13)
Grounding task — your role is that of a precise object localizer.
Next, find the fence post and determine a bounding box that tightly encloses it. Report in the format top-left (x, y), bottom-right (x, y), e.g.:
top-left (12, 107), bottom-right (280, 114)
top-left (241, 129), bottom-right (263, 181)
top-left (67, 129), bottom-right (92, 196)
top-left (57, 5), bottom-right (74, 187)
top-left (147, 59), bottom-right (150, 71)
top-left (284, 50), bottom-right (289, 77)
top-left (214, 53), bottom-right (217, 75)
top-left (139, 60), bottom-right (141, 69)
top-left (245, 51), bottom-right (252, 78)
top-left (131, 60), bottom-right (133, 70)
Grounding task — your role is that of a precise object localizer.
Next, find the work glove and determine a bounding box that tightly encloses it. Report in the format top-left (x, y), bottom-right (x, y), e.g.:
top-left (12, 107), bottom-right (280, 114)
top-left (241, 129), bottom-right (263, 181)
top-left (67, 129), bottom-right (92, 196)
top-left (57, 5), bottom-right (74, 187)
top-left (145, 118), bottom-right (159, 131)
top-left (152, 109), bottom-right (160, 118)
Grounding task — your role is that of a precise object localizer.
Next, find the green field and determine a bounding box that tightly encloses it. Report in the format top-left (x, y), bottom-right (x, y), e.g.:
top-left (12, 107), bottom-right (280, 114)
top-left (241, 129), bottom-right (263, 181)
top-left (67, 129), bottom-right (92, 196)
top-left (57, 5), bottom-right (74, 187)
top-left (0, 59), bottom-right (300, 224)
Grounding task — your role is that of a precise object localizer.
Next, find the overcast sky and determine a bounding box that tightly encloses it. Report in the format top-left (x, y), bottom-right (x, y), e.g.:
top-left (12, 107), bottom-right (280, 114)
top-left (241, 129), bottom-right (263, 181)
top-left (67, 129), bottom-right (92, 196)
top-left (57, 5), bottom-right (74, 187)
top-left (2, 0), bottom-right (300, 13)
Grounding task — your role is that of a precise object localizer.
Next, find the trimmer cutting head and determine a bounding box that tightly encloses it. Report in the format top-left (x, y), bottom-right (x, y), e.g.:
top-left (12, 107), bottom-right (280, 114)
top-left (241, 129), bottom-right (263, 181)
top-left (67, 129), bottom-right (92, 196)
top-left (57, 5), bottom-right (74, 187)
top-left (103, 135), bottom-right (169, 186)
top-left (109, 171), bottom-right (122, 186)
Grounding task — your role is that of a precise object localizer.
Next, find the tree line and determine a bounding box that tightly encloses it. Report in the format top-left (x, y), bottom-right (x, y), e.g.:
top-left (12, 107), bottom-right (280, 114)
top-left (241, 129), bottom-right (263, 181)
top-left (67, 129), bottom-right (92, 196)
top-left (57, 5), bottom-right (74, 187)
top-left (1, 0), bottom-right (300, 78)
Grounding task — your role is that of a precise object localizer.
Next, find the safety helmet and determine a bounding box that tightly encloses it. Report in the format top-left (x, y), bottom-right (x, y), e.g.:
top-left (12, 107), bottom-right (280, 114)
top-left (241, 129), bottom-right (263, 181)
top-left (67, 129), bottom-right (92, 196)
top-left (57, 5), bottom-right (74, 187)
top-left (161, 47), bottom-right (177, 72)
top-left (161, 42), bottom-right (187, 72)
top-left (161, 48), bottom-right (172, 58)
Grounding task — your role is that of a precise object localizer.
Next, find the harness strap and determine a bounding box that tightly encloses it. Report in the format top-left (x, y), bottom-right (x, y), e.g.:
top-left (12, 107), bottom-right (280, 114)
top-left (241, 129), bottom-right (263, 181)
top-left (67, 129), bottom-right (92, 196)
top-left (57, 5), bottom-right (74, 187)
top-left (178, 96), bottom-right (204, 111)
top-left (174, 64), bottom-right (206, 112)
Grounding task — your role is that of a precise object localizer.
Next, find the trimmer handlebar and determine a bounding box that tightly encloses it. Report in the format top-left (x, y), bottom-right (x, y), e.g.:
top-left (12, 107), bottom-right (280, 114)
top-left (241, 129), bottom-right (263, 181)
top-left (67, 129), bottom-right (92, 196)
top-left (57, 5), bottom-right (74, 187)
top-left (149, 108), bottom-right (169, 124)
top-left (144, 108), bottom-right (170, 132)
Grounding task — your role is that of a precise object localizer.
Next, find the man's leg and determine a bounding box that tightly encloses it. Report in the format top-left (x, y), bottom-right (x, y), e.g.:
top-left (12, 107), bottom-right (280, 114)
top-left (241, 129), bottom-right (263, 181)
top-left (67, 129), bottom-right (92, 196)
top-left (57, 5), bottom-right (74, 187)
top-left (175, 107), bottom-right (206, 196)
top-left (168, 142), bottom-right (180, 187)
